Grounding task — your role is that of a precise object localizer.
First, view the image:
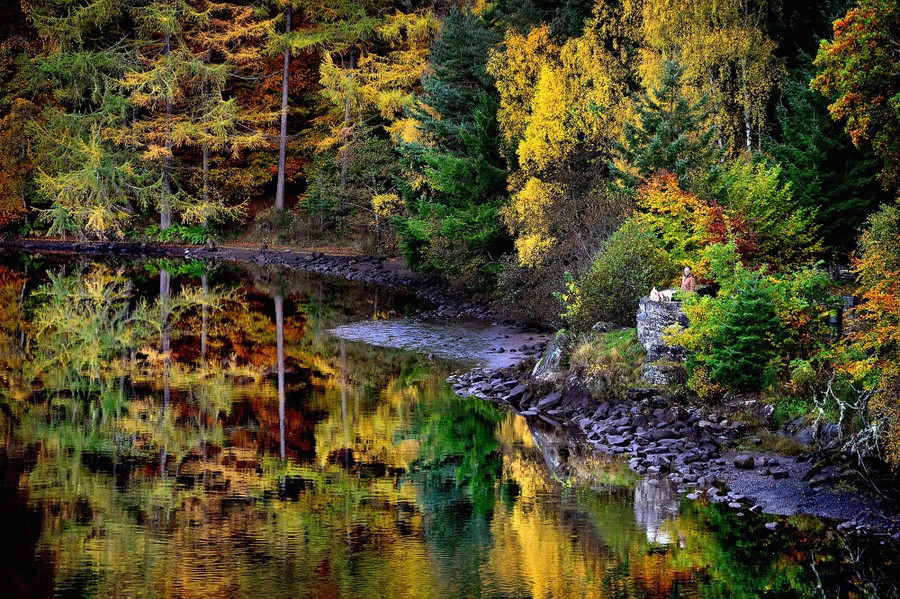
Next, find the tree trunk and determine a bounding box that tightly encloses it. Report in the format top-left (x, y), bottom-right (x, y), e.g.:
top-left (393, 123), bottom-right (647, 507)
top-left (161, 30), bottom-right (173, 230)
top-left (275, 293), bottom-right (286, 460)
top-left (742, 59), bottom-right (752, 153)
top-left (202, 145), bottom-right (209, 228)
top-left (339, 46), bottom-right (355, 189)
top-left (275, 6), bottom-right (291, 211)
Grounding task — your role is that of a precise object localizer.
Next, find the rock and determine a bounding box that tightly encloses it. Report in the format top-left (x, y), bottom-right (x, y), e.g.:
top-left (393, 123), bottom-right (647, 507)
top-left (650, 428), bottom-right (678, 442)
top-left (641, 362), bottom-right (687, 386)
top-left (637, 296), bottom-right (689, 362)
top-left (770, 469), bottom-right (790, 480)
top-left (531, 332), bottom-right (568, 383)
top-left (537, 391), bottom-right (563, 410)
top-left (734, 455), bottom-right (755, 470)
top-left (606, 435), bottom-right (632, 447)
top-left (728, 502), bottom-right (743, 509)
top-left (505, 384), bottom-right (528, 403)
top-left (765, 522), bottom-right (779, 531)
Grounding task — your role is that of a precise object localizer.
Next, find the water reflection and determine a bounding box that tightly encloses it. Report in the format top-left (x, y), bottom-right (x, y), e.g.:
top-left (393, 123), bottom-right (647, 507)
top-left (0, 255), bottom-right (896, 597)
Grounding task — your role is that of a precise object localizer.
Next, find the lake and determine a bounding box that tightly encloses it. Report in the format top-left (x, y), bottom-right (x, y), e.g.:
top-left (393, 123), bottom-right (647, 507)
top-left (0, 253), bottom-right (896, 597)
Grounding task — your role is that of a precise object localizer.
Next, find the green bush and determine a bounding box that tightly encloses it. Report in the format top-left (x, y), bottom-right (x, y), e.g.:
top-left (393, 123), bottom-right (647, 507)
top-left (570, 218), bottom-right (676, 329)
top-left (675, 242), bottom-right (839, 395)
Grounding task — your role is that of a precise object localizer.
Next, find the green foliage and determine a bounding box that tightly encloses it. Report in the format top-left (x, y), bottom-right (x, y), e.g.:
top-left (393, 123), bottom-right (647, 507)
top-left (571, 218), bottom-right (676, 329)
top-left (676, 243), bottom-right (840, 395)
top-left (711, 157), bottom-right (823, 271)
top-left (768, 56), bottom-right (886, 254)
top-left (611, 59), bottom-right (721, 194)
top-left (147, 223), bottom-right (209, 245)
top-left (394, 9), bottom-right (510, 288)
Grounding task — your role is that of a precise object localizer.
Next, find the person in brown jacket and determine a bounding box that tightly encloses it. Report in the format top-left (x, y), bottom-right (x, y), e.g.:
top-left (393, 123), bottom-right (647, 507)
top-left (680, 267), bottom-right (696, 292)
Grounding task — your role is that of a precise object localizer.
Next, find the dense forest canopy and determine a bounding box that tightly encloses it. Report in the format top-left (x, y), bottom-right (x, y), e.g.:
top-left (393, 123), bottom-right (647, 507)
top-left (1, 1), bottom-right (900, 464)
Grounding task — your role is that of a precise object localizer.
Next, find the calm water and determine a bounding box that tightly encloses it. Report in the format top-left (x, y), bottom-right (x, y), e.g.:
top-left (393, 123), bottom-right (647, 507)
top-left (0, 253), bottom-right (896, 598)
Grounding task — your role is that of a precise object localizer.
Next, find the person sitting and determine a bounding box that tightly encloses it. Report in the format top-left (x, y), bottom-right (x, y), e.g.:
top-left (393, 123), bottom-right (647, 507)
top-left (680, 267), bottom-right (696, 292)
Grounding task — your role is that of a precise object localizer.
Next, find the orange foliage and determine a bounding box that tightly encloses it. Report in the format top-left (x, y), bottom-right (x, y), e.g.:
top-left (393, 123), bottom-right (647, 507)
top-left (636, 172), bottom-right (757, 280)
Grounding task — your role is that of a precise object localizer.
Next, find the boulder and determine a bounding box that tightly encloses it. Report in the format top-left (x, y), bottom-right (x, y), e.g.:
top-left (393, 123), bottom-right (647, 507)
top-left (532, 332), bottom-right (568, 384)
top-left (637, 297), bottom-right (689, 362)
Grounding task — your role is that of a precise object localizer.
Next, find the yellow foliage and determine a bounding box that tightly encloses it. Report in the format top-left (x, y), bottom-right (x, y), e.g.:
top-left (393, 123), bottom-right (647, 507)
top-left (501, 176), bottom-right (558, 245)
top-left (372, 193), bottom-right (403, 218)
top-left (518, 66), bottom-right (570, 171)
top-left (638, 0), bottom-right (783, 151)
top-left (487, 25), bottom-right (559, 144)
top-left (513, 233), bottom-right (556, 268)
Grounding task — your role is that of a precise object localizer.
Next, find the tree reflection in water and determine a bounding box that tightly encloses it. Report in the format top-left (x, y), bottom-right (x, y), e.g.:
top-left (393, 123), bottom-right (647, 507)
top-left (0, 255), bottom-right (896, 597)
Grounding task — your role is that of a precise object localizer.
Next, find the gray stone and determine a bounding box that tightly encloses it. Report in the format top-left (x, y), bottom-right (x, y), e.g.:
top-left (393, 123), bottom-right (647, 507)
top-left (537, 391), bottom-right (563, 410)
top-left (637, 297), bottom-right (689, 362)
top-left (734, 455), bottom-right (755, 470)
top-left (770, 469), bottom-right (790, 479)
top-left (606, 435), bottom-right (631, 447)
top-left (505, 384), bottom-right (528, 403)
top-left (764, 522), bottom-right (779, 531)
top-left (532, 332), bottom-right (568, 383)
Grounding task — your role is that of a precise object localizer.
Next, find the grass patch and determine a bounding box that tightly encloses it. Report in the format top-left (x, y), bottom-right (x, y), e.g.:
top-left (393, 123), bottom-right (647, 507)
top-left (569, 328), bottom-right (646, 399)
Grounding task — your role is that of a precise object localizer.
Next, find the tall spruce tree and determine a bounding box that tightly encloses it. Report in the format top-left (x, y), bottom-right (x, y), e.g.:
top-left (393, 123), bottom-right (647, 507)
top-left (611, 59), bottom-right (721, 194)
top-left (768, 57), bottom-right (886, 255)
top-left (394, 9), bottom-right (509, 287)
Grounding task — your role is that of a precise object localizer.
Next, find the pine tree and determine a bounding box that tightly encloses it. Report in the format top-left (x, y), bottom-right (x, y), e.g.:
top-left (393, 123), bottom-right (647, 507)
top-left (611, 59), bottom-right (720, 194)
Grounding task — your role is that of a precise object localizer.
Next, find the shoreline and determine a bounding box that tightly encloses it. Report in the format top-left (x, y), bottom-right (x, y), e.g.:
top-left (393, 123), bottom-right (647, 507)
top-left (450, 364), bottom-right (900, 542)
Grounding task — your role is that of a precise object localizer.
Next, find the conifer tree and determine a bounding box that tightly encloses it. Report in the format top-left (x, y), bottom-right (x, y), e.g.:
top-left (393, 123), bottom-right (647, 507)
top-left (611, 59), bottom-right (720, 195)
top-left (26, 0), bottom-right (144, 238)
top-left (395, 9), bottom-right (509, 285)
top-left (769, 58), bottom-right (885, 254)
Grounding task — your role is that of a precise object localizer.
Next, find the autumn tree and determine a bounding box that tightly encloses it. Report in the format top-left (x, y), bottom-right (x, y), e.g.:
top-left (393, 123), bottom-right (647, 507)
top-left (490, 18), bottom-right (630, 268)
top-left (812, 0), bottom-right (900, 190)
top-left (841, 202), bottom-right (900, 467)
top-left (640, 0), bottom-right (784, 154)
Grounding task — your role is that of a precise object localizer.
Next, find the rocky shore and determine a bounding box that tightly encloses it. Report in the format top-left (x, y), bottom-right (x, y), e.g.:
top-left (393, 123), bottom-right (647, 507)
top-left (449, 363), bottom-right (900, 542)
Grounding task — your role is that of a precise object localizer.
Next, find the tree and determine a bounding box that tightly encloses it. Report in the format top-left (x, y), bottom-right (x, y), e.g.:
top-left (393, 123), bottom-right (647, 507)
top-left (572, 218), bottom-right (676, 328)
top-left (812, 0), bottom-right (900, 190)
top-left (25, 0), bottom-right (144, 238)
top-left (179, 0), bottom-right (270, 227)
top-left (640, 0), bottom-right (784, 154)
top-left (769, 56), bottom-right (886, 255)
top-left (839, 203), bottom-right (900, 466)
top-left (611, 59), bottom-right (720, 194)
top-left (394, 9), bottom-right (508, 288)
top-left (491, 18), bottom-right (630, 268)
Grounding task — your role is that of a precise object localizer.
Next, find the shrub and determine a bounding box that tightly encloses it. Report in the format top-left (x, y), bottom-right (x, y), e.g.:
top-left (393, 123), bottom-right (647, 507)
top-left (571, 218), bottom-right (676, 329)
top-left (569, 328), bottom-right (646, 398)
top-left (839, 202), bottom-right (900, 467)
top-left (674, 242), bottom-right (839, 395)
